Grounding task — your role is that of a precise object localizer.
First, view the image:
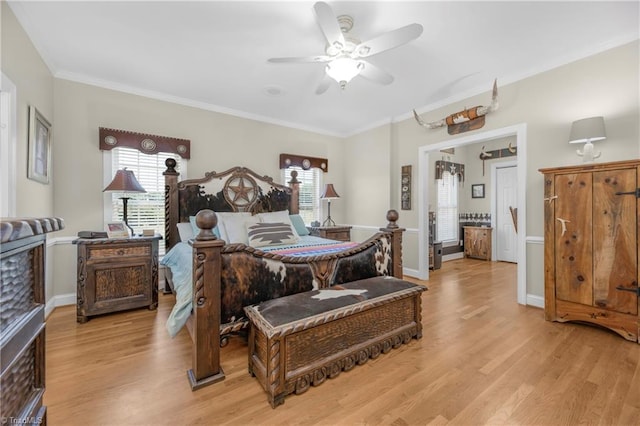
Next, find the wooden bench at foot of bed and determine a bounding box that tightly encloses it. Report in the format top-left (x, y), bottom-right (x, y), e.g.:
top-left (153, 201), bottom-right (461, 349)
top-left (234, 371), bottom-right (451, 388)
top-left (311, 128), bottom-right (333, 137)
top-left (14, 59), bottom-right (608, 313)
top-left (244, 275), bottom-right (426, 408)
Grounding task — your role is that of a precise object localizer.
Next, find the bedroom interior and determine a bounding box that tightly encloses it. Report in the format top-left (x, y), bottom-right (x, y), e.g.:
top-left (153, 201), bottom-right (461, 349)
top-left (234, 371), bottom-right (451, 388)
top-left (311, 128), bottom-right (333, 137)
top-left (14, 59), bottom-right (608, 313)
top-left (1, 1), bottom-right (639, 424)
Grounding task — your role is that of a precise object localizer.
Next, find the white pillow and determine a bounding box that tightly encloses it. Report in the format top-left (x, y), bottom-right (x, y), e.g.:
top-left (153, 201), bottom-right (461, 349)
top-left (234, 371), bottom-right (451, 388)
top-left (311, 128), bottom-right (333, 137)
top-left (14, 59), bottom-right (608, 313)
top-left (257, 210), bottom-right (294, 229)
top-left (216, 212), bottom-right (259, 245)
top-left (176, 222), bottom-right (194, 241)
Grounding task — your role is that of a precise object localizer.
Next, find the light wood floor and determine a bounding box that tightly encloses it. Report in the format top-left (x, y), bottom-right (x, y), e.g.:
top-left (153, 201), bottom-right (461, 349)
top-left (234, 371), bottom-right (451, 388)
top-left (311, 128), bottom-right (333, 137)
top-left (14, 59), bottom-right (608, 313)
top-left (45, 259), bottom-right (640, 425)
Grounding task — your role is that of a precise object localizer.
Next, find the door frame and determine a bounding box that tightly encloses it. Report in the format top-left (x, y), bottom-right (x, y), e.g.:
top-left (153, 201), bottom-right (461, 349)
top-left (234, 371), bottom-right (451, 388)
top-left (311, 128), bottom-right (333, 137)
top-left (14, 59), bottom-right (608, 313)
top-left (418, 123), bottom-right (528, 305)
top-left (491, 160), bottom-right (518, 262)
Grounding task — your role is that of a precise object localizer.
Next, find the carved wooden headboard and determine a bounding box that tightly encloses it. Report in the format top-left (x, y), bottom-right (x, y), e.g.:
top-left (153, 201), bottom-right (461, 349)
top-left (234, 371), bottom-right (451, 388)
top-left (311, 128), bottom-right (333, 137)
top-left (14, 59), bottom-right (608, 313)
top-left (163, 159), bottom-right (300, 251)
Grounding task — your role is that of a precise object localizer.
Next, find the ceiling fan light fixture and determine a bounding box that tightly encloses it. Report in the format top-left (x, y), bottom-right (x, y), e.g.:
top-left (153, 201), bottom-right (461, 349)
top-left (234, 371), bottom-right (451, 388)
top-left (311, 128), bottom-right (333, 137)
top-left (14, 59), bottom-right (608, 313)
top-left (356, 45), bottom-right (371, 56)
top-left (325, 57), bottom-right (363, 89)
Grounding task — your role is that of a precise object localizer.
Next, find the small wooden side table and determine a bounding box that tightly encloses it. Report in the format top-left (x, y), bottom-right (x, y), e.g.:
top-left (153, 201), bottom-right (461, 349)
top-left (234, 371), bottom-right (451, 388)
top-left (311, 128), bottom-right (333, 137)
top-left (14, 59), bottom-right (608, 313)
top-left (463, 226), bottom-right (492, 261)
top-left (75, 235), bottom-right (160, 323)
top-left (308, 225), bottom-right (352, 242)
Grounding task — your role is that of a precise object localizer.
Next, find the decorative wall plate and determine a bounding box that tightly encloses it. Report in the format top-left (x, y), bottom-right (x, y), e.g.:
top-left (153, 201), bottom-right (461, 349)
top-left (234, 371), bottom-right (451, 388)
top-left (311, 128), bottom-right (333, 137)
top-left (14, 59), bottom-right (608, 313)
top-left (401, 165), bottom-right (411, 210)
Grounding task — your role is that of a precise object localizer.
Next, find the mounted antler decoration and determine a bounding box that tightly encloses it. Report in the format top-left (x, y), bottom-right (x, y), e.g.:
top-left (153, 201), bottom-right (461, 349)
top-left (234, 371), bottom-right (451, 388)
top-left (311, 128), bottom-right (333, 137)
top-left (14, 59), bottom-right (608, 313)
top-left (478, 142), bottom-right (517, 175)
top-left (413, 79), bottom-right (498, 135)
top-left (479, 142), bottom-right (517, 160)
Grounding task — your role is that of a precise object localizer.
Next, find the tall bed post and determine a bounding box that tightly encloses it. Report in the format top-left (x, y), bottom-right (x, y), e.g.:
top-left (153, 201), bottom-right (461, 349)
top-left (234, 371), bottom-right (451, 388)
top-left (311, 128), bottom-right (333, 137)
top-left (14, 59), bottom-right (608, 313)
top-left (163, 158), bottom-right (180, 252)
top-left (288, 170), bottom-right (300, 215)
top-left (188, 210), bottom-right (226, 390)
top-left (381, 209), bottom-right (404, 279)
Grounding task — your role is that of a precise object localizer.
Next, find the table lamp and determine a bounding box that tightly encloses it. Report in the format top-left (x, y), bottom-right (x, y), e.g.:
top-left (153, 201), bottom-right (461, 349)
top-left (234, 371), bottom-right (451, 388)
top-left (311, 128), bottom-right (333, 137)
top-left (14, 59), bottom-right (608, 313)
top-left (321, 184), bottom-right (340, 227)
top-left (103, 168), bottom-right (146, 236)
top-left (569, 116), bottom-right (606, 163)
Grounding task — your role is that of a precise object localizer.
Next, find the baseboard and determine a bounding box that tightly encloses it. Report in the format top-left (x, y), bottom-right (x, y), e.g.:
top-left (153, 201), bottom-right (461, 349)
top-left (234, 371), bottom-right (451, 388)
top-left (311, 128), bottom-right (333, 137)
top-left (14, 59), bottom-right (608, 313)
top-left (402, 267), bottom-right (419, 278)
top-left (442, 252), bottom-right (464, 262)
top-left (45, 292), bottom-right (76, 319)
top-left (526, 294), bottom-right (544, 308)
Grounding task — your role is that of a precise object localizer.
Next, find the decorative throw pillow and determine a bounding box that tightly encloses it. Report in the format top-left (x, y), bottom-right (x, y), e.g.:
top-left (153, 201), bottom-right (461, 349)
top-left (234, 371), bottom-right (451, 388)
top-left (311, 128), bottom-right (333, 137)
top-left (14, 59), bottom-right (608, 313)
top-left (247, 222), bottom-right (299, 248)
top-left (289, 214), bottom-right (310, 236)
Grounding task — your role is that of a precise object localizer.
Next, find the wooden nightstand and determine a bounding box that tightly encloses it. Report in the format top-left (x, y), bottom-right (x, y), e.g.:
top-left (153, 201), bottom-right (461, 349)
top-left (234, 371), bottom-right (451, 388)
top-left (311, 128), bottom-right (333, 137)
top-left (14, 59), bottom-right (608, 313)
top-left (75, 236), bottom-right (160, 323)
top-left (308, 225), bottom-right (352, 242)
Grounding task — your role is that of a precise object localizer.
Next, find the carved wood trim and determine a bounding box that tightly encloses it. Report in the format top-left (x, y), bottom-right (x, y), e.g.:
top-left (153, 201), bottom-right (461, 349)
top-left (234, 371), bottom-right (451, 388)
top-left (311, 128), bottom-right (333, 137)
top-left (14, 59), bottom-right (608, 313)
top-left (279, 153), bottom-right (328, 172)
top-left (99, 127), bottom-right (191, 159)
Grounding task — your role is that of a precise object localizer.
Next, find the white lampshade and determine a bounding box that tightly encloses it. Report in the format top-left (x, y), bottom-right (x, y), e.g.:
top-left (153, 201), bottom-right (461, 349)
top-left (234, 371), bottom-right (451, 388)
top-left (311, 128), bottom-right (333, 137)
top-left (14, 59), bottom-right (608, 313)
top-left (325, 58), bottom-right (364, 88)
top-left (568, 116), bottom-right (606, 144)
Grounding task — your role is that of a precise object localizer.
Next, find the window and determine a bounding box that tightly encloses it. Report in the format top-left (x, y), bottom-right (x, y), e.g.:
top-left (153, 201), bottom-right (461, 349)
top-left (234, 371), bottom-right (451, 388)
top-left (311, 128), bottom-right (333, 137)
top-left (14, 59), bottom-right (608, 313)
top-left (436, 171), bottom-right (458, 243)
top-left (281, 166), bottom-right (322, 224)
top-left (106, 147), bottom-right (184, 254)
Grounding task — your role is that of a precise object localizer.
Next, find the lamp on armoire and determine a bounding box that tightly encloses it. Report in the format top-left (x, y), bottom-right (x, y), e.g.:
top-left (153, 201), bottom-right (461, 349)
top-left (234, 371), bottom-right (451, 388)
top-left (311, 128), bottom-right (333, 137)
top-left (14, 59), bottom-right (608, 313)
top-left (103, 168), bottom-right (146, 236)
top-left (321, 184), bottom-right (340, 227)
top-left (569, 116), bottom-right (606, 163)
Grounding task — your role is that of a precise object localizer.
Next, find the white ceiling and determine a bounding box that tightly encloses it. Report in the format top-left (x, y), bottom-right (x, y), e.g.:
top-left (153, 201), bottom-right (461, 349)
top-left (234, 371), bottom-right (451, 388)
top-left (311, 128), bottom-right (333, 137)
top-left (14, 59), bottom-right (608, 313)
top-left (8, 1), bottom-right (639, 137)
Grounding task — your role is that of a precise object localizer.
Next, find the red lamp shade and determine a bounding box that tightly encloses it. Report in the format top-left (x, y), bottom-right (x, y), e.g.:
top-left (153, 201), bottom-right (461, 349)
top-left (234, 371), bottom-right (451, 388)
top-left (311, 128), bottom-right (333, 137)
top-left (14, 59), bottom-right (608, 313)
top-left (103, 169), bottom-right (146, 193)
top-left (321, 183), bottom-right (340, 199)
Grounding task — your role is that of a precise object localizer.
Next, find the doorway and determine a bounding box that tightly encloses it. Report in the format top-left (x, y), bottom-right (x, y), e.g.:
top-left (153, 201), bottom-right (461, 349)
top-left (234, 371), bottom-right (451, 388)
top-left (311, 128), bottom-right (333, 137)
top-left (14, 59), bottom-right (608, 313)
top-left (418, 123), bottom-right (528, 305)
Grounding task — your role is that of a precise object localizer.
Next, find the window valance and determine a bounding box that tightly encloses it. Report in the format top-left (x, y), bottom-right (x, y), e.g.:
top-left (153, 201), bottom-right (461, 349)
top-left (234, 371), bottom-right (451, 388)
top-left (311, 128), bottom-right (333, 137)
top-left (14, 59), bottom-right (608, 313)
top-left (435, 160), bottom-right (465, 183)
top-left (279, 153), bottom-right (328, 172)
top-left (99, 127), bottom-right (190, 159)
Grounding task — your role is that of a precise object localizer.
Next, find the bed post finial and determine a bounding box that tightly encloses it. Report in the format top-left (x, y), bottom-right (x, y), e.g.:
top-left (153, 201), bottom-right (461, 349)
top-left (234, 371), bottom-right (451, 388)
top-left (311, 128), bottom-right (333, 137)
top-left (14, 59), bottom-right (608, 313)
top-left (386, 209), bottom-right (399, 229)
top-left (165, 157), bottom-right (177, 173)
top-left (195, 210), bottom-right (218, 240)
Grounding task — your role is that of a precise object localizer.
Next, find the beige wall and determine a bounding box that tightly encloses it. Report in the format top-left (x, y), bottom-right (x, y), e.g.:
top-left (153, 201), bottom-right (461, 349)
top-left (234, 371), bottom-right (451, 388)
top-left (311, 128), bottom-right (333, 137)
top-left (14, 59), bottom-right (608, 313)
top-left (2, 2), bottom-right (55, 217)
top-left (343, 124), bottom-right (392, 227)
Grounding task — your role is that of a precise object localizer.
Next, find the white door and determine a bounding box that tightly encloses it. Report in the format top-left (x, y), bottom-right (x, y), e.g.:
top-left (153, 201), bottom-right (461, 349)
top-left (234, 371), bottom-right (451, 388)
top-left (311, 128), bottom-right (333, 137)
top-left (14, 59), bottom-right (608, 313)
top-left (496, 165), bottom-right (518, 263)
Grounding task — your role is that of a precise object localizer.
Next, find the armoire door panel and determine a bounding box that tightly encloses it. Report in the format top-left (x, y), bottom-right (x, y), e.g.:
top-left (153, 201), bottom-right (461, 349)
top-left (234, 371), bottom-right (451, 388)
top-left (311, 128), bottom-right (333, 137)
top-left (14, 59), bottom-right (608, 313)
top-left (593, 168), bottom-right (638, 315)
top-left (554, 172), bottom-right (593, 306)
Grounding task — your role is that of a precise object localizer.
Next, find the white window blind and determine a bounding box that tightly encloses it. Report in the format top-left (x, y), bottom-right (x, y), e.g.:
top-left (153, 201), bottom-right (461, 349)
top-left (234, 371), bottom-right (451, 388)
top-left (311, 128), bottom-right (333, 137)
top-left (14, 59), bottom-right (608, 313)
top-left (281, 166), bottom-right (322, 224)
top-left (109, 147), bottom-right (181, 254)
top-left (436, 171), bottom-right (458, 243)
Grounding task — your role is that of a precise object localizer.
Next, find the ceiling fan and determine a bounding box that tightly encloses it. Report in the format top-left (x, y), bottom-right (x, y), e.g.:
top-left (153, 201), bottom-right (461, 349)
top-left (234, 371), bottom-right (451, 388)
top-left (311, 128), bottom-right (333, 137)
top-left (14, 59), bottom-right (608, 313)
top-left (268, 1), bottom-right (423, 94)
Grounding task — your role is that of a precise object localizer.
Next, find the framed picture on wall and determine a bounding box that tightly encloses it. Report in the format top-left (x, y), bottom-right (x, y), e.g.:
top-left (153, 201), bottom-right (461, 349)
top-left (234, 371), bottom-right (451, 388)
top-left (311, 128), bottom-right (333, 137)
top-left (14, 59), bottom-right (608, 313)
top-left (27, 106), bottom-right (52, 184)
top-left (472, 184), bottom-right (485, 199)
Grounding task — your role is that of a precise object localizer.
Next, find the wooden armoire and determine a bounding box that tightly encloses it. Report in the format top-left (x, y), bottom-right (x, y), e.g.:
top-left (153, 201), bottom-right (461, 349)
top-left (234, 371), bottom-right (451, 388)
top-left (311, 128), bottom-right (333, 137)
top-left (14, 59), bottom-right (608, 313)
top-left (540, 160), bottom-right (639, 342)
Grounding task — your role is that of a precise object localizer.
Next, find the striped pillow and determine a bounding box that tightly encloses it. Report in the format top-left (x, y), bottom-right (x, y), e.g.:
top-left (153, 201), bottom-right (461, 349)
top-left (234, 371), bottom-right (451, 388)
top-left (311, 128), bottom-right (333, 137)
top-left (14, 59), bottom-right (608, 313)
top-left (247, 222), bottom-right (299, 248)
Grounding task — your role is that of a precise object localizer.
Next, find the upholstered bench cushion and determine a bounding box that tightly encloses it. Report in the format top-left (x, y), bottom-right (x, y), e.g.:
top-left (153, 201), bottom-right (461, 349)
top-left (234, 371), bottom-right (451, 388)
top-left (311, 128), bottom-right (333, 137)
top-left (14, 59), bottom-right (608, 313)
top-left (254, 276), bottom-right (422, 327)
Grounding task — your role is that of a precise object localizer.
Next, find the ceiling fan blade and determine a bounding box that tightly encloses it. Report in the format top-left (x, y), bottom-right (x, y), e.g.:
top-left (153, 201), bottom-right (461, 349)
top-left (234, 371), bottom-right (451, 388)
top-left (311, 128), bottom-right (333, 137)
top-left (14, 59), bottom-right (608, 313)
top-left (353, 23), bottom-right (423, 58)
top-left (313, 1), bottom-right (345, 50)
top-left (359, 61), bottom-right (394, 85)
top-left (315, 73), bottom-right (332, 95)
top-left (268, 56), bottom-right (332, 63)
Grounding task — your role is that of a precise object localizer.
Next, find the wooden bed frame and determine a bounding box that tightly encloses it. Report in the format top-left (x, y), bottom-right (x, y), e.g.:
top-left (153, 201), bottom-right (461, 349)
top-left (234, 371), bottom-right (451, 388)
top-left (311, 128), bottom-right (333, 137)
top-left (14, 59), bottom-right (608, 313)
top-left (163, 159), bottom-right (405, 390)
